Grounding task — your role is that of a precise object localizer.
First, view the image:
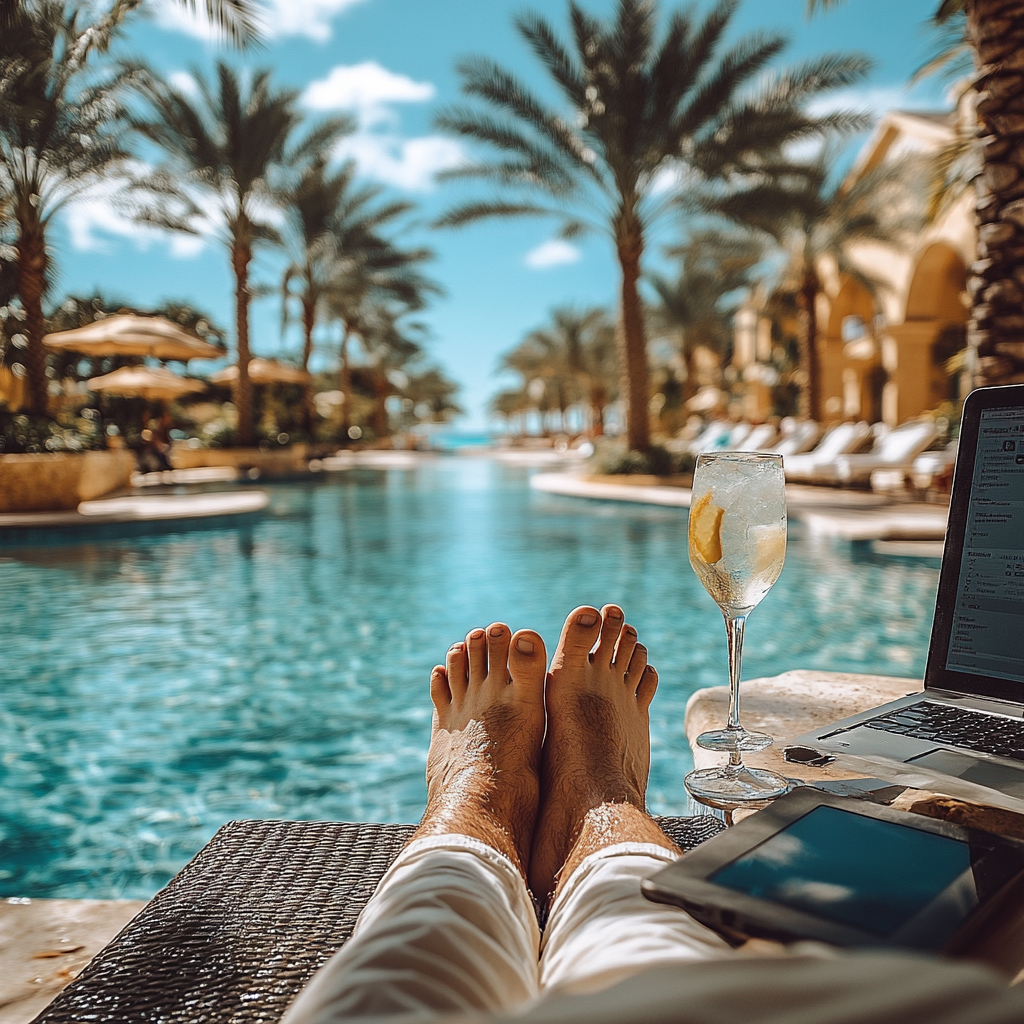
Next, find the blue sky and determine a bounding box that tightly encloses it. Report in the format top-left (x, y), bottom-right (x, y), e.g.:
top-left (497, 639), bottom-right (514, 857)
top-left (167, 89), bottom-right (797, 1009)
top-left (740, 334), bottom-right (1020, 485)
top-left (55, 0), bottom-right (949, 428)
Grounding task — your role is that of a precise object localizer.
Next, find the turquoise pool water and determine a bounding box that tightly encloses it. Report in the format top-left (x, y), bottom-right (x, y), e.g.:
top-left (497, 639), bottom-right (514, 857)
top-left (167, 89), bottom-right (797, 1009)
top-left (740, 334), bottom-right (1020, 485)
top-left (0, 459), bottom-right (940, 899)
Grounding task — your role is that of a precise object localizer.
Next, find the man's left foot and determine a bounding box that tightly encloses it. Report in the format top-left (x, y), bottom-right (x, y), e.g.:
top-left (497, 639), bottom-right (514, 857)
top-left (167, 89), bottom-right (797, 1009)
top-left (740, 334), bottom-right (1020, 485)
top-left (414, 622), bottom-right (547, 876)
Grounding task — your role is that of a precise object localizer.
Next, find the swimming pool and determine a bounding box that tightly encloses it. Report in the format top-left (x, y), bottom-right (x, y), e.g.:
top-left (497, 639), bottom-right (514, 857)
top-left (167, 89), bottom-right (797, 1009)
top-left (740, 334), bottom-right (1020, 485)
top-left (0, 458), bottom-right (940, 899)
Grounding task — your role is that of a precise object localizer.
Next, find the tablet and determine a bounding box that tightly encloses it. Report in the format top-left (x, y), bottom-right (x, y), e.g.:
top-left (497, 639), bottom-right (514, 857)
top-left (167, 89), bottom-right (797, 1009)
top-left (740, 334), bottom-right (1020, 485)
top-left (642, 789), bottom-right (1024, 952)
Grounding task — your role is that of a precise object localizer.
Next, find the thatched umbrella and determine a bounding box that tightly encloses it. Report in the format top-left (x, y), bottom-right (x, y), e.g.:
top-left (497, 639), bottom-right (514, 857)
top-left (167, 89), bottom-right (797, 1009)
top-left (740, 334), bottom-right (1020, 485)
top-left (210, 358), bottom-right (310, 386)
top-left (46, 315), bottom-right (224, 362)
top-left (87, 366), bottom-right (207, 400)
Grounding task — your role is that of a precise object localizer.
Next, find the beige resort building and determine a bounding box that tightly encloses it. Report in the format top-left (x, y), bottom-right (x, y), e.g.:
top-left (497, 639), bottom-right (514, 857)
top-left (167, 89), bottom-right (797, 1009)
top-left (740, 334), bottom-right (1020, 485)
top-left (734, 109), bottom-right (976, 428)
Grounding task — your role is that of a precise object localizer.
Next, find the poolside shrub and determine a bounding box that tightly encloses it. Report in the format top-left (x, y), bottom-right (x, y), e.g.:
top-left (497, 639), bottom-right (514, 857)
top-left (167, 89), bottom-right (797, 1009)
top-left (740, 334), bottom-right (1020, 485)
top-left (587, 440), bottom-right (695, 477)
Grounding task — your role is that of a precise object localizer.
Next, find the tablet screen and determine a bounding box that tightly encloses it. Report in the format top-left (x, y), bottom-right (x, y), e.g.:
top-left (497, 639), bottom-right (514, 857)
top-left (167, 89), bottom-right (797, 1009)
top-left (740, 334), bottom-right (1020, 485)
top-left (710, 806), bottom-right (971, 937)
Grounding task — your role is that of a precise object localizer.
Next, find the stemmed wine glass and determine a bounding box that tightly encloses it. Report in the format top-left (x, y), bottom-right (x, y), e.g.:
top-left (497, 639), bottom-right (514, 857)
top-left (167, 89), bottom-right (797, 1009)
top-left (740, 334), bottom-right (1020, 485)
top-left (684, 452), bottom-right (791, 805)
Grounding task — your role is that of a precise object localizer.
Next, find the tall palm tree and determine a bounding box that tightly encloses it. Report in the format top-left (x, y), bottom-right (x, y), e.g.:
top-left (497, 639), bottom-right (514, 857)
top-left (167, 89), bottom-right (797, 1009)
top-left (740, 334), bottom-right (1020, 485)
top-left (280, 157), bottom-right (414, 436)
top-left (131, 63), bottom-right (345, 445)
top-left (705, 155), bottom-right (923, 421)
top-left (810, 0), bottom-right (1024, 387)
top-left (325, 240), bottom-right (438, 439)
top-left (0, 0), bottom-right (138, 415)
top-left (0, 0), bottom-right (262, 48)
top-left (434, 0), bottom-right (872, 451)
top-left (650, 229), bottom-right (765, 407)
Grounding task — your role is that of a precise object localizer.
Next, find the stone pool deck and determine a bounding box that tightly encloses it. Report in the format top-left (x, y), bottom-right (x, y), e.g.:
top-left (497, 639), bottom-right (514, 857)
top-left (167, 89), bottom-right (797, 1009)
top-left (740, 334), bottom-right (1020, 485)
top-left (532, 473), bottom-right (949, 544)
top-left (0, 490), bottom-right (269, 542)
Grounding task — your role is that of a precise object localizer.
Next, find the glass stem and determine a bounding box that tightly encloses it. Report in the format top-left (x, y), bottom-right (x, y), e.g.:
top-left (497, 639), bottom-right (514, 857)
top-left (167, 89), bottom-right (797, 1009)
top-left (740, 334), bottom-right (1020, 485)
top-left (725, 614), bottom-right (747, 734)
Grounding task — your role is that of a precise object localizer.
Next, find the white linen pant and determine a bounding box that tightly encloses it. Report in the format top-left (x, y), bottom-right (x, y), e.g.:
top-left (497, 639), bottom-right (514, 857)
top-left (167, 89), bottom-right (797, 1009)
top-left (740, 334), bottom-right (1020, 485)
top-left (283, 834), bottom-right (736, 1024)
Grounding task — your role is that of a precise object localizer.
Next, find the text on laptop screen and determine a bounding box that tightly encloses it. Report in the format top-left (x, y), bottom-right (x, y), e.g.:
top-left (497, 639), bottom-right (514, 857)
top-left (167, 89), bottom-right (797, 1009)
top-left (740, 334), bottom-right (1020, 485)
top-left (945, 406), bottom-right (1024, 685)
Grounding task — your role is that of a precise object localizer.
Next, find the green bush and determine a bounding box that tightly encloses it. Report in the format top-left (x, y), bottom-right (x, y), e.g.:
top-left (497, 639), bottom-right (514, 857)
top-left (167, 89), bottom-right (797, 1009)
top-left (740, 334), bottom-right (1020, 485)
top-left (587, 440), bottom-right (695, 476)
top-left (0, 409), bottom-right (105, 454)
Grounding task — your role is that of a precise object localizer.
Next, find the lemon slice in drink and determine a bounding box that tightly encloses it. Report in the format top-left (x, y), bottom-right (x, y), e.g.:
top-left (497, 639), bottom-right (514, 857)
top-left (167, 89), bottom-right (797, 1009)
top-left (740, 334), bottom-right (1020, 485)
top-left (689, 491), bottom-right (724, 564)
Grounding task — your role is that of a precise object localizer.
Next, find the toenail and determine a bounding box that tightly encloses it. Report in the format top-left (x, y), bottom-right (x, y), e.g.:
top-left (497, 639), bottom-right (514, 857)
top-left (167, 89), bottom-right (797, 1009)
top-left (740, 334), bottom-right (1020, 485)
top-left (608, 608), bottom-right (623, 619)
top-left (470, 630), bottom-right (484, 639)
top-left (515, 637), bottom-right (534, 655)
top-left (577, 612), bottom-right (597, 626)
top-left (449, 642), bottom-right (463, 651)
top-left (488, 625), bottom-right (505, 637)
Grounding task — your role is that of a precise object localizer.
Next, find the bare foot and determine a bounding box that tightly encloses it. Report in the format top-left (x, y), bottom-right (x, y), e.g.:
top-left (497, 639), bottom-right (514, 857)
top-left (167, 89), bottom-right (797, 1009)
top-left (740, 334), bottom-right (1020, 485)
top-left (414, 622), bottom-right (547, 877)
top-left (529, 605), bottom-right (666, 901)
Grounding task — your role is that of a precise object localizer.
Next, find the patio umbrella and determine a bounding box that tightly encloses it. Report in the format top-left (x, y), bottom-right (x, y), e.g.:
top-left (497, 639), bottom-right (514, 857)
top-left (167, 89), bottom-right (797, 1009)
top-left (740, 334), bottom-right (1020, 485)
top-left (87, 366), bottom-right (207, 401)
top-left (46, 315), bottom-right (224, 362)
top-left (210, 359), bottom-right (311, 386)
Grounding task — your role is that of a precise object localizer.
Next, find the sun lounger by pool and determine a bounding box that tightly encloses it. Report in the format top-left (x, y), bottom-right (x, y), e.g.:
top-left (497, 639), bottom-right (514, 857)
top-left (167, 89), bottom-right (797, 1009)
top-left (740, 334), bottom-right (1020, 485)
top-left (766, 419), bottom-right (820, 457)
top-left (815, 420), bottom-right (939, 487)
top-left (34, 816), bottom-right (724, 1024)
top-left (686, 420), bottom-right (732, 453)
top-left (781, 422), bottom-right (871, 483)
top-left (729, 423), bottom-right (776, 451)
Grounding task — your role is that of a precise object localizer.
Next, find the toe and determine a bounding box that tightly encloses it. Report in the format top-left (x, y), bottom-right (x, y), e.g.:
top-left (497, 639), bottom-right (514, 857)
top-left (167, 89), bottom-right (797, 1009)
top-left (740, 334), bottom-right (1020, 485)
top-left (592, 605), bottom-right (625, 667)
top-left (613, 624), bottom-right (639, 672)
top-left (430, 665), bottom-right (451, 709)
top-left (466, 628), bottom-right (487, 685)
top-left (508, 629), bottom-right (546, 697)
top-left (446, 642), bottom-right (469, 698)
top-left (550, 606), bottom-right (602, 672)
top-left (485, 623), bottom-right (512, 684)
top-left (625, 643), bottom-right (648, 690)
top-left (636, 665), bottom-right (658, 708)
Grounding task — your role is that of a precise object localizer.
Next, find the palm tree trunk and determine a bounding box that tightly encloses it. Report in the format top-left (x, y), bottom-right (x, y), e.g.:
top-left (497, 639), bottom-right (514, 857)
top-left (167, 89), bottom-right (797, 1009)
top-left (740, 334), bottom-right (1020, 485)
top-left (231, 240), bottom-right (255, 447)
top-left (372, 372), bottom-right (389, 437)
top-left (338, 324), bottom-right (352, 440)
top-left (301, 295), bottom-right (316, 438)
top-left (965, 0), bottom-right (1024, 387)
top-left (798, 271), bottom-right (822, 422)
top-left (616, 222), bottom-right (651, 451)
top-left (16, 220), bottom-right (49, 416)
top-left (590, 384), bottom-right (606, 436)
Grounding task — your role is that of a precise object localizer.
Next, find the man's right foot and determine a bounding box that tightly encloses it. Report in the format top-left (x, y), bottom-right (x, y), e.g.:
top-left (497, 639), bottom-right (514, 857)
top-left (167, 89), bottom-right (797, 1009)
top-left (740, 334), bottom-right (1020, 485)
top-left (528, 605), bottom-right (662, 901)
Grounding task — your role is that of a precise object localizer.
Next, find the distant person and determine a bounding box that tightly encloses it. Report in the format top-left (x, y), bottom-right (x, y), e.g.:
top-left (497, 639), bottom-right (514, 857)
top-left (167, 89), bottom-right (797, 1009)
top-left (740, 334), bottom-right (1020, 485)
top-left (284, 606), bottom-right (1024, 1024)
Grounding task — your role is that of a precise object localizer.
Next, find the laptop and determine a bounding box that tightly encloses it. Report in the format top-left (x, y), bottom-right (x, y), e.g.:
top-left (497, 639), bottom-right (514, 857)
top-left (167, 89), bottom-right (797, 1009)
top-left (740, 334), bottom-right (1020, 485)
top-left (794, 384), bottom-right (1024, 799)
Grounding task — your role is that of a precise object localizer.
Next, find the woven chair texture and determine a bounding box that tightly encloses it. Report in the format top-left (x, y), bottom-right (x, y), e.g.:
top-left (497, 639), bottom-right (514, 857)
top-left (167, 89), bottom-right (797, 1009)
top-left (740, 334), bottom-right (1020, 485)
top-left (34, 816), bottom-right (724, 1024)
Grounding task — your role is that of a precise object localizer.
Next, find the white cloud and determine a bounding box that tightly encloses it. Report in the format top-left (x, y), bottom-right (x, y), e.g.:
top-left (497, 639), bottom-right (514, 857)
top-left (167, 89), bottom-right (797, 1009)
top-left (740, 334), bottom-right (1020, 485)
top-left (525, 239), bottom-right (581, 269)
top-left (334, 133), bottom-right (464, 192)
top-left (303, 62), bottom-right (434, 126)
top-left (157, 0), bottom-right (369, 43)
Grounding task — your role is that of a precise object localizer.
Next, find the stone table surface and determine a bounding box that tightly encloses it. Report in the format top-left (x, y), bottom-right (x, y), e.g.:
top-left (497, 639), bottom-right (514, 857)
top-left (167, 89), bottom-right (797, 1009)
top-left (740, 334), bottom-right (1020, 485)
top-left (0, 898), bottom-right (144, 1024)
top-left (685, 668), bottom-right (921, 785)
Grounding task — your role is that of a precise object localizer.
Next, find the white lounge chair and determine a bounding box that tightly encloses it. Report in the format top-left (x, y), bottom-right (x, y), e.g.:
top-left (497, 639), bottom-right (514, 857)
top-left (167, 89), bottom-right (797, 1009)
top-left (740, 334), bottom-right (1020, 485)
top-left (766, 419), bottom-right (820, 456)
top-left (782, 422), bottom-right (871, 483)
top-left (817, 420), bottom-right (939, 487)
top-left (687, 420), bottom-right (732, 453)
top-left (731, 423), bottom-right (777, 451)
top-left (717, 422), bottom-right (753, 451)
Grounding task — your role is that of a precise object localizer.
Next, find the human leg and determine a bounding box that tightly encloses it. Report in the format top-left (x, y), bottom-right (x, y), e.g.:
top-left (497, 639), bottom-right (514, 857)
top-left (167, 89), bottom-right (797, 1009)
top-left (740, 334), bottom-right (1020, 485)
top-left (533, 606), bottom-right (737, 996)
top-left (283, 624), bottom-right (547, 1024)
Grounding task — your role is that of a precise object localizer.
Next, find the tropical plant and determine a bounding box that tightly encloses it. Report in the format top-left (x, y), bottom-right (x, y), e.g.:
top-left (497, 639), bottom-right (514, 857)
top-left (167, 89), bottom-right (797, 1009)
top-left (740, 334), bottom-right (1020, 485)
top-left (324, 238), bottom-right (439, 439)
top-left (0, 0), bottom-right (262, 47)
top-left (703, 153), bottom-right (924, 421)
top-left (434, 0), bottom-right (872, 451)
top-left (0, 0), bottom-right (139, 415)
top-left (280, 156), bottom-right (419, 436)
top-left (131, 62), bottom-right (347, 445)
top-left (650, 229), bottom-right (765, 407)
top-left (809, 0), bottom-right (1024, 387)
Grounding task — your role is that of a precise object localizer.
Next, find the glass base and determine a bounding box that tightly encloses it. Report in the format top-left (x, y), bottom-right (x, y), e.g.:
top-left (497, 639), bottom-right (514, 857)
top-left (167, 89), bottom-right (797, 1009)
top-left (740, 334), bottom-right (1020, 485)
top-left (684, 764), bottom-right (791, 807)
top-left (696, 727), bottom-right (773, 753)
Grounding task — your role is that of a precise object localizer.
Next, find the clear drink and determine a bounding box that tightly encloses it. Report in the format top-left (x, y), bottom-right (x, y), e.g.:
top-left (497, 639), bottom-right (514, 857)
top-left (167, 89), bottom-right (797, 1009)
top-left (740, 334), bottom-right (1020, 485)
top-left (684, 452), bottom-right (791, 807)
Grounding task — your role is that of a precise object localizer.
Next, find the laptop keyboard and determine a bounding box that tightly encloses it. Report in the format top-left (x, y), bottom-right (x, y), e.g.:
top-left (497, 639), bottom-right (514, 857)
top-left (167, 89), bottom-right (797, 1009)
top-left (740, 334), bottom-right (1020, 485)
top-left (863, 702), bottom-right (1024, 761)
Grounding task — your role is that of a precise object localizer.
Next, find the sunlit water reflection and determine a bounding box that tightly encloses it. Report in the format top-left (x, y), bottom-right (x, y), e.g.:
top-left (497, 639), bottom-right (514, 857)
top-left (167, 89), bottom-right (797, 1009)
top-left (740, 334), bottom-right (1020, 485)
top-left (0, 458), bottom-right (940, 897)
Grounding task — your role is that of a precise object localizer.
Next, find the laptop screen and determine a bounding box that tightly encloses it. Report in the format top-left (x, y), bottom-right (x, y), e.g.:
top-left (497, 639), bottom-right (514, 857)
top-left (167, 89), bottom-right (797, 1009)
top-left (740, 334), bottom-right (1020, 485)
top-left (944, 405), bottom-right (1024, 685)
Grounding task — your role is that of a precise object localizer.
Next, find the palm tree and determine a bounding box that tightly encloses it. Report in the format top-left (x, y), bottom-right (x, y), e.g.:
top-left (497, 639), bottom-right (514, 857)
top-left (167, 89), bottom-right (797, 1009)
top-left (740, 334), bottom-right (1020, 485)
top-left (704, 154), bottom-right (923, 421)
top-left (434, 0), bottom-right (872, 451)
top-left (650, 229), bottom-right (765, 407)
top-left (809, 0), bottom-right (1024, 387)
top-left (131, 63), bottom-right (346, 445)
top-left (325, 239), bottom-right (439, 439)
top-left (0, 1), bottom-right (139, 416)
top-left (280, 157), bottom-right (414, 436)
top-left (0, 0), bottom-right (262, 48)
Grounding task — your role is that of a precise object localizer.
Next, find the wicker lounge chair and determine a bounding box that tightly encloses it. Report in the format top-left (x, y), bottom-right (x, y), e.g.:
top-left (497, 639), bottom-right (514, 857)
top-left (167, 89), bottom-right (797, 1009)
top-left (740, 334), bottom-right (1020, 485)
top-left (33, 815), bottom-right (725, 1024)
